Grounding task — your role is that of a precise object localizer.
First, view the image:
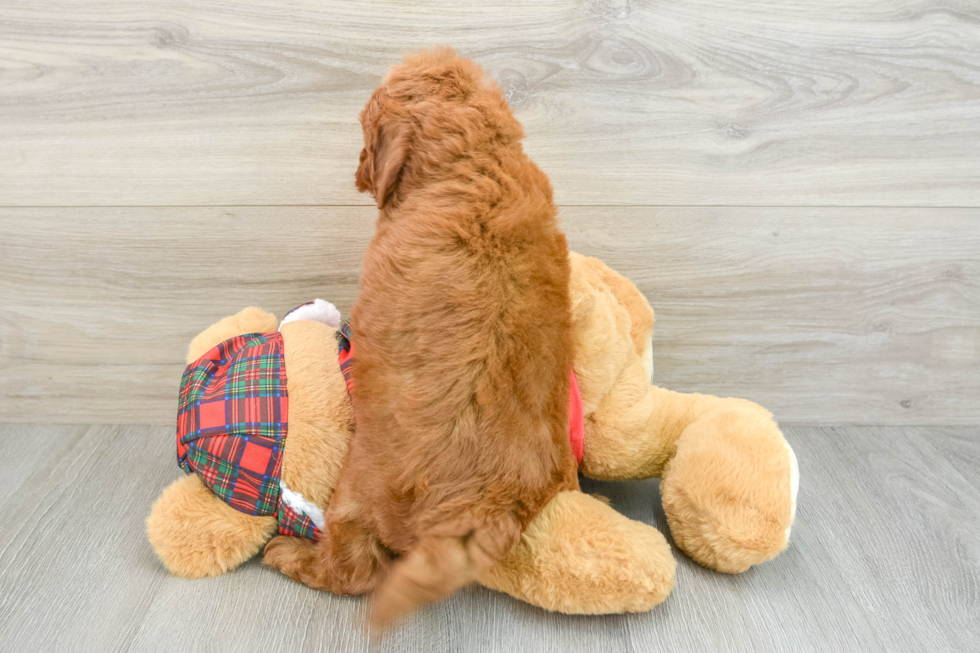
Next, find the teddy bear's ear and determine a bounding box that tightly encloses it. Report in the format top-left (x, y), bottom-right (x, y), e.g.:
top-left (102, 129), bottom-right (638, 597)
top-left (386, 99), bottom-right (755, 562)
top-left (187, 307), bottom-right (279, 364)
top-left (147, 474), bottom-right (277, 578)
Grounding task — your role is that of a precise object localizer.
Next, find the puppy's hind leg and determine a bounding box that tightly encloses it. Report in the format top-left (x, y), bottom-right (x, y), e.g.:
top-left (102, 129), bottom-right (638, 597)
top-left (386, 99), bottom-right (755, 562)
top-left (264, 516), bottom-right (390, 595)
top-left (263, 535), bottom-right (321, 585)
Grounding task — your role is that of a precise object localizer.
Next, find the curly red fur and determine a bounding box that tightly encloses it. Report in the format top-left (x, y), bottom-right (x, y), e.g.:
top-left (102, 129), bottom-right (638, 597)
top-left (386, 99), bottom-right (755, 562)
top-left (264, 47), bottom-right (577, 627)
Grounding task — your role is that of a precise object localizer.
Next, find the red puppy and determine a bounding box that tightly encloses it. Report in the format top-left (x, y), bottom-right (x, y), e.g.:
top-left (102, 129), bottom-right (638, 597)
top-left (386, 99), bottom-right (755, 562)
top-left (265, 47), bottom-right (578, 627)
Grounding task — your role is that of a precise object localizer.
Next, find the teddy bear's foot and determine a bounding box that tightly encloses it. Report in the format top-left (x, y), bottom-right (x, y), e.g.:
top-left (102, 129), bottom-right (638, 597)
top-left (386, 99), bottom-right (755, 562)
top-left (479, 491), bottom-right (676, 613)
top-left (661, 405), bottom-right (798, 574)
top-left (147, 474), bottom-right (277, 578)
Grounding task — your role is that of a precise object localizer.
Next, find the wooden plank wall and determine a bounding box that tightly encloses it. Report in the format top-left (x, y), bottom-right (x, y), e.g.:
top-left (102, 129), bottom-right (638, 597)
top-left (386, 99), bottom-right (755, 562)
top-left (1, 0), bottom-right (978, 424)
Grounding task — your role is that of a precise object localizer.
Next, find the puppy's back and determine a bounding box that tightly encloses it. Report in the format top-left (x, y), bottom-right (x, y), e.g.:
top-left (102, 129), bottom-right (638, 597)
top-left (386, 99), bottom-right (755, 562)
top-left (350, 47), bottom-right (578, 627)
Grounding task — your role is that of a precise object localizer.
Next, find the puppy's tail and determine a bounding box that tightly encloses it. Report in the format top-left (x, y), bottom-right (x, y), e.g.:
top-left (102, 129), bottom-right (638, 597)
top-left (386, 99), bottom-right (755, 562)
top-left (370, 514), bottom-right (521, 629)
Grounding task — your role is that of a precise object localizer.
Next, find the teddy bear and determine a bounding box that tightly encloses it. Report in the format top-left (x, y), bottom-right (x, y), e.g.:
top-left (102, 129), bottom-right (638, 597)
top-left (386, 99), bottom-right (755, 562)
top-left (147, 252), bottom-right (799, 614)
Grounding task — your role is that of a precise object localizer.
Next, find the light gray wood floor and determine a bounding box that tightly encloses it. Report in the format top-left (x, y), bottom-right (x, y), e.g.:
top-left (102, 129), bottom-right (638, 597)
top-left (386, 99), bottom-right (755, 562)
top-left (1, 424), bottom-right (977, 653)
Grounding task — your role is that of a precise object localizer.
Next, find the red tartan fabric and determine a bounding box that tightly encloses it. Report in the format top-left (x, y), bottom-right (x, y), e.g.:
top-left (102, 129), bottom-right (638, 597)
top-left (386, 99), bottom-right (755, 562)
top-left (177, 333), bottom-right (288, 516)
top-left (336, 320), bottom-right (354, 395)
top-left (176, 316), bottom-right (326, 541)
top-left (277, 502), bottom-right (323, 541)
top-left (335, 320), bottom-right (585, 465)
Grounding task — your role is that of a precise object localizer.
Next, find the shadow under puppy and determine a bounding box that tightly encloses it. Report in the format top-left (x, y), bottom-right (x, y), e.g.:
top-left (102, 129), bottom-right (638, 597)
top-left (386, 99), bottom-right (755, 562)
top-left (264, 48), bottom-right (579, 627)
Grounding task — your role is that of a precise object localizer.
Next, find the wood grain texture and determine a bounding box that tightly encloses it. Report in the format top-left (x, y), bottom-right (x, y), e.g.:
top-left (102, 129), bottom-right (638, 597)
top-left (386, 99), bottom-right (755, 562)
top-left (2, 206), bottom-right (977, 425)
top-left (0, 424), bottom-right (977, 652)
top-left (2, 0), bottom-right (979, 206)
top-left (569, 207), bottom-right (980, 425)
top-left (911, 424), bottom-right (980, 494)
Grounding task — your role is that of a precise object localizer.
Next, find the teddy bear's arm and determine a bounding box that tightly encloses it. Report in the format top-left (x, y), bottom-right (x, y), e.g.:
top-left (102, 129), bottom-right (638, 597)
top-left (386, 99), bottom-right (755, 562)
top-left (584, 355), bottom-right (799, 573)
top-left (478, 490), bottom-right (675, 613)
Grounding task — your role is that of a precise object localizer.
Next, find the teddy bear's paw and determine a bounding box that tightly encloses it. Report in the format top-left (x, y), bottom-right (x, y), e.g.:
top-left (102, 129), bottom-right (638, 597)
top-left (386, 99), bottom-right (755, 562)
top-left (147, 475), bottom-right (277, 578)
top-left (662, 482), bottom-right (788, 574)
top-left (660, 408), bottom-right (797, 574)
top-left (480, 491), bottom-right (676, 613)
top-left (784, 441), bottom-right (800, 541)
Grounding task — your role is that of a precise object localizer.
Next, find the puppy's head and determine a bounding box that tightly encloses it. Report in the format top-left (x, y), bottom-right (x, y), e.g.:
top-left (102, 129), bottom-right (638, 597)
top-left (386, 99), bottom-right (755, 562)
top-left (355, 47), bottom-right (513, 208)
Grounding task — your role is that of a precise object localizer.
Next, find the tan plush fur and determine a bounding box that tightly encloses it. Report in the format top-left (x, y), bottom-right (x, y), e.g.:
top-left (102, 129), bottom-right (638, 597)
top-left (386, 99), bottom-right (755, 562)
top-left (186, 306), bottom-right (279, 365)
top-left (479, 491), bottom-right (675, 613)
top-left (568, 253), bottom-right (795, 572)
top-left (147, 474), bottom-right (277, 578)
top-left (660, 405), bottom-right (793, 573)
top-left (278, 320), bottom-right (355, 508)
top-left (149, 253), bottom-right (798, 613)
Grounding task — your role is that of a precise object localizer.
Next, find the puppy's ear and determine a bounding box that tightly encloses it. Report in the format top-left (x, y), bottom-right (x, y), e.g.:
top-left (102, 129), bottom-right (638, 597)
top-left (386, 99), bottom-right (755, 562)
top-left (355, 147), bottom-right (373, 195)
top-left (370, 120), bottom-right (413, 209)
top-left (356, 88), bottom-right (414, 209)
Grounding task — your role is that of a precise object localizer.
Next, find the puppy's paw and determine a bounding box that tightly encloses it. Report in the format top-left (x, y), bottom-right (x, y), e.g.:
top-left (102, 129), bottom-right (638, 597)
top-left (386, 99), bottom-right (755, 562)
top-left (263, 535), bottom-right (322, 586)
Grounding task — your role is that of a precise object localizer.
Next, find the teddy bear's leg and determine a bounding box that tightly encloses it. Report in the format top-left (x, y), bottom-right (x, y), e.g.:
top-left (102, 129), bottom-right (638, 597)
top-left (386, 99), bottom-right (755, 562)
top-left (147, 474), bottom-right (277, 578)
top-left (569, 254), bottom-right (797, 573)
top-left (579, 357), bottom-right (711, 481)
top-left (659, 399), bottom-right (799, 573)
top-left (582, 362), bottom-right (798, 573)
top-left (186, 306), bottom-right (279, 363)
top-left (478, 491), bottom-right (676, 613)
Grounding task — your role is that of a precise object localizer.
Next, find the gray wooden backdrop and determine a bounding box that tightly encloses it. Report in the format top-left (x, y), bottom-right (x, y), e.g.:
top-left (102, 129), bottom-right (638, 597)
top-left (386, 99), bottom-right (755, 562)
top-left (1, 0), bottom-right (978, 425)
